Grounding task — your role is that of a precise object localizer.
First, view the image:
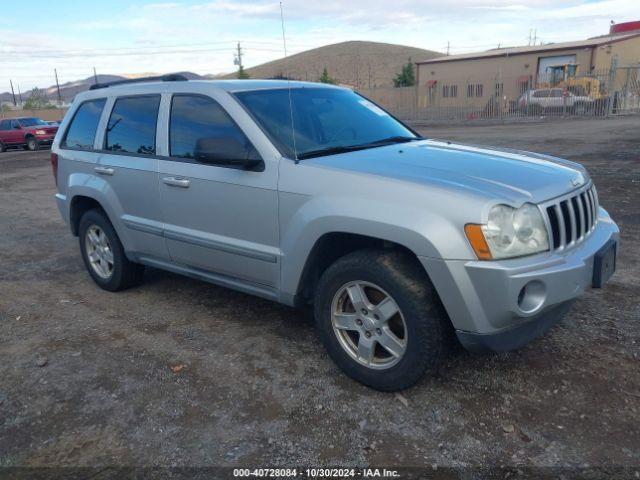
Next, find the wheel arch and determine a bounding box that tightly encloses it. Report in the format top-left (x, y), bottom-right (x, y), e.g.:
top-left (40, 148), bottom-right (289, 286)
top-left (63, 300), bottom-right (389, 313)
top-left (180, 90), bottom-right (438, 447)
top-left (69, 195), bottom-right (109, 236)
top-left (291, 231), bottom-right (433, 308)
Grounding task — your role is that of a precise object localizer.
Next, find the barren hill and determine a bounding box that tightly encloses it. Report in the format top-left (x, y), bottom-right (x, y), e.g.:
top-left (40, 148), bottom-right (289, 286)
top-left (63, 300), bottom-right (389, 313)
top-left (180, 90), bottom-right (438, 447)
top-left (0, 72), bottom-right (215, 104)
top-left (0, 41), bottom-right (441, 105)
top-left (227, 41), bottom-right (441, 88)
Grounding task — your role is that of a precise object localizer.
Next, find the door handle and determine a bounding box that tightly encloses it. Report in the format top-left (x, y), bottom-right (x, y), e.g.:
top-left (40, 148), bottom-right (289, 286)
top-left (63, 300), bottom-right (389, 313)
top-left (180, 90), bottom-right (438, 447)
top-left (162, 176), bottom-right (190, 188)
top-left (94, 166), bottom-right (115, 176)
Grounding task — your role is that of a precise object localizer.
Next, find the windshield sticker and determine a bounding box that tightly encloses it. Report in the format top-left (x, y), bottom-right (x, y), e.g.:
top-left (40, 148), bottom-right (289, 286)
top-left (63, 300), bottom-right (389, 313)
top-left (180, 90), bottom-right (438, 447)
top-left (358, 99), bottom-right (388, 117)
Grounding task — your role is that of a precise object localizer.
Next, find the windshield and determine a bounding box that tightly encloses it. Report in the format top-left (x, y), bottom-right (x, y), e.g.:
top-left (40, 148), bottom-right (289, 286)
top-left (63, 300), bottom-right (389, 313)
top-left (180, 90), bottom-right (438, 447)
top-left (235, 87), bottom-right (418, 159)
top-left (19, 118), bottom-right (47, 127)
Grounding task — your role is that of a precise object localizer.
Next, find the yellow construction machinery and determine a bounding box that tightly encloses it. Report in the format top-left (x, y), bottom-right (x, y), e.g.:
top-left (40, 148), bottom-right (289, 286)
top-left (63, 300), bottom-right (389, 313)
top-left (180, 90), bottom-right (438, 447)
top-left (541, 64), bottom-right (604, 99)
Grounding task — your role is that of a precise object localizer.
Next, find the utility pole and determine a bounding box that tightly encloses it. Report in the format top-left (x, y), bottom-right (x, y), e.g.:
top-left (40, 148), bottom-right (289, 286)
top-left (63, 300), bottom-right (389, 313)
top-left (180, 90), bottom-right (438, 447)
top-left (10, 80), bottom-right (16, 106)
top-left (528, 29), bottom-right (532, 46)
top-left (446, 41), bottom-right (450, 56)
top-left (17, 84), bottom-right (23, 105)
top-left (235, 42), bottom-right (244, 69)
top-left (54, 69), bottom-right (62, 105)
top-left (533, 29), bottom-right (538, 45)
top-left (234, 42), bottom-right (247, 78)
top-left (93, 67), bottom-right (98, 85)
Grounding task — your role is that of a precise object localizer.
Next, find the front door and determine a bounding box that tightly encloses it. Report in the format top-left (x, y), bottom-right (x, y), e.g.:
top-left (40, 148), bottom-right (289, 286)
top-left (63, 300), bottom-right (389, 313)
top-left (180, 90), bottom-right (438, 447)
top-left (158, 93), bottom-right (279, 288)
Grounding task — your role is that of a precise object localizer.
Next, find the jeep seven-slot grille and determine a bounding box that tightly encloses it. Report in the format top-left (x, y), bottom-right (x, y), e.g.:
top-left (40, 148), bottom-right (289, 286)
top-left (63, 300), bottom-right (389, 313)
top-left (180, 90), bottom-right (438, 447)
top-left (545, 185), bottom-right (598, 250)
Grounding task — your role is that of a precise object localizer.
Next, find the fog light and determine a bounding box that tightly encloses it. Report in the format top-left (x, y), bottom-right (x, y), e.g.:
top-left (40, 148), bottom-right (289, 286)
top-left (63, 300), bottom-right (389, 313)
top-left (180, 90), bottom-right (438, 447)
top-left (517, 280), bottom-right (546, 313)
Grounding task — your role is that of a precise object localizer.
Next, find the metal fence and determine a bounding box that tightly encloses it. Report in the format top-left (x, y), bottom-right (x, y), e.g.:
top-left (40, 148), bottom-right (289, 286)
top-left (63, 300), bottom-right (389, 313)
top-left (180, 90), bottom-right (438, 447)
top-left (359, 66), bottom-right (640, 123)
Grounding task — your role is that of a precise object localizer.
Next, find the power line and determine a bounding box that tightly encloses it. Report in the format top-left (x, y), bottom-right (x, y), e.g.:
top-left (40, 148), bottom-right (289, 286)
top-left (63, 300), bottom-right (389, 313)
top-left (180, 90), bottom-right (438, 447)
top-left (0, 41), bottom-right (305, 57)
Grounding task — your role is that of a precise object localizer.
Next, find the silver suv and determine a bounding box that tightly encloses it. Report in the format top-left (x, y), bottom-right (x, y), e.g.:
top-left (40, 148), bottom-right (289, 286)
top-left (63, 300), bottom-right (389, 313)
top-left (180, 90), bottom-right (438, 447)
top-left (519, 88), bottom-right (594, 115)
top-left (52, 76), bottom-right (619, 390)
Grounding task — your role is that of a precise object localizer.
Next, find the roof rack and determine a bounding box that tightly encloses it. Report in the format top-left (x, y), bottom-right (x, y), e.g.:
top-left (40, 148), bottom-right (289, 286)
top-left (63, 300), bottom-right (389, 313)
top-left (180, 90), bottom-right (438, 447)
top-left (89, 73), bottom-right (189, 91)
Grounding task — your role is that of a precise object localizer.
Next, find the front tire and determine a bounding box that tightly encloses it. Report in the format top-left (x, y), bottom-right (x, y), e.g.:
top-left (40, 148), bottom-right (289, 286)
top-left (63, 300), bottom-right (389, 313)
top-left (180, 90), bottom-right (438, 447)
top-left (314, 249), bottom-right (451, 391)
top-left (78, 209), bottom-right (144, 291)
top-left (26, 137), bottom-right (38, 151)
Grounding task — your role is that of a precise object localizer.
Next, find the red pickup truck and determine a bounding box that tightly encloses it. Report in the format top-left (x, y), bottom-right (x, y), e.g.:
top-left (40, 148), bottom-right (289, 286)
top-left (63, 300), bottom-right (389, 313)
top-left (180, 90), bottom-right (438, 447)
top-left (0, 117), bottom-right (58, 152)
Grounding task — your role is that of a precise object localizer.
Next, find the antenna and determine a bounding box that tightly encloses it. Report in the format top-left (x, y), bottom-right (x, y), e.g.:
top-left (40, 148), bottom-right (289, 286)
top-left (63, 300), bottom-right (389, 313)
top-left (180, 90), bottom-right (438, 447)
top-left (280, 1), bottom-right (298, 163)
top-left (54, 69), bottom-right (62, 105)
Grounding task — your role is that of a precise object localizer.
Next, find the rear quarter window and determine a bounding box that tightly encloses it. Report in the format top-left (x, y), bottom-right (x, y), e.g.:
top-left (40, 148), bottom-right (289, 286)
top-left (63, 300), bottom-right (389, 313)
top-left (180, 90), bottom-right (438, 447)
top-left (62, 98), bottom-right (107, 150)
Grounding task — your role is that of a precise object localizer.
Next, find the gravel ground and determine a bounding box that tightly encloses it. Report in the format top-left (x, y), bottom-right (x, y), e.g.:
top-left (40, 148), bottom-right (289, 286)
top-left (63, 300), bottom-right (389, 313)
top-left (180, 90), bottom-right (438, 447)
top-left (0, 117), bottom-right (638, 472)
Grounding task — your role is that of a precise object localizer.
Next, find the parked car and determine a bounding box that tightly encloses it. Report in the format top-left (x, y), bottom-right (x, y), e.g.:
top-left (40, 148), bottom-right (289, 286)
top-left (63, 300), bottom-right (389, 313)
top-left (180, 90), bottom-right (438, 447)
top-left (0, 117), bottom-right (58, 152)
top-left (519, 88), bottom-right (594, 115)
top-left (52, 76), bottom-right (619, 390)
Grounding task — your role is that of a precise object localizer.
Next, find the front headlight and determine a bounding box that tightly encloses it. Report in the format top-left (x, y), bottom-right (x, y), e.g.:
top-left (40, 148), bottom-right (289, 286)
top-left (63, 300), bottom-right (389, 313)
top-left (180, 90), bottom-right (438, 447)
top-left (466, 203), bottom-right (549, 260)
top-left (35, 129), bottom-right (46, 135)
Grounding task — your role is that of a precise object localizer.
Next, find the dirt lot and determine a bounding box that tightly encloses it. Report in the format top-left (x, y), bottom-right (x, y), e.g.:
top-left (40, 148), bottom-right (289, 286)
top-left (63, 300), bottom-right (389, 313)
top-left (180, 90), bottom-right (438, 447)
top-left (1, 117), bottom-right (638, 473)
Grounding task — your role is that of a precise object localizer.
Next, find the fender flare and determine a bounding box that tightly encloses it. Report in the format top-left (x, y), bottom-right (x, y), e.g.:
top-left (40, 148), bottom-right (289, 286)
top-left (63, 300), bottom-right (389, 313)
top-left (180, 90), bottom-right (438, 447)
top-left (66, 172), bottom-right (131, 247)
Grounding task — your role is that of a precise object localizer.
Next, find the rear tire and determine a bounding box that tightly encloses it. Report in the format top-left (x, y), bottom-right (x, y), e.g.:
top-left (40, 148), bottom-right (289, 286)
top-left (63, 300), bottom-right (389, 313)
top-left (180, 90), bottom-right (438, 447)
top-left (0, 142), bottom-right (5, 153)
top-left (78, 209), bottom-right (144, 291)
top-left (26, 137), bottom-right (38, 151)
top-left (314, 249), bottom-right (451, 391)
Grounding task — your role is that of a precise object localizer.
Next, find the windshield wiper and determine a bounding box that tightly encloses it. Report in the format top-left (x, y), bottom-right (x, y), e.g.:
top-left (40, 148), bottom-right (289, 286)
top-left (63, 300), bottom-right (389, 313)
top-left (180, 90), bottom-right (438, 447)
top-left (367, 135), bottom-right (422, 146)
top-left (296, 136), bottom-right (422, 160)
top-left (297, 144), bottom-right (374, 160)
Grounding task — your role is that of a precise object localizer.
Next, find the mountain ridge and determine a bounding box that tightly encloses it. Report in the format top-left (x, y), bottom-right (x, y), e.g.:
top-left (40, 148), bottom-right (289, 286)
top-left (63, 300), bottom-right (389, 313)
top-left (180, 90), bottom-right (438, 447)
top-left (1, 41), bottom-right (441, 104)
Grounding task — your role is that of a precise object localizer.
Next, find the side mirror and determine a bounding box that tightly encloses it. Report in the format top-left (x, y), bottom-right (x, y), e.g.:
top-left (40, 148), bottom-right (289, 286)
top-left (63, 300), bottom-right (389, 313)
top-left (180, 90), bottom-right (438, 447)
top-left (14, 124), bottom-right (21, 130)
top-left (194, 137), bottom-right (263, 171)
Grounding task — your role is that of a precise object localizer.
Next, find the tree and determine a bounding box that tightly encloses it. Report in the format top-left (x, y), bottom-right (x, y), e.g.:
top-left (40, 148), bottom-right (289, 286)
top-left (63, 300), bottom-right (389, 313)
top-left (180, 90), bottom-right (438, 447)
top-left (24, 88), bottom-right (55, 109)
top-left (393, 59), bottom-right (416, 88)
top-left (319, 67), bottom-right (336, 84)
top-left (237, 65), bottom-right (250, 79)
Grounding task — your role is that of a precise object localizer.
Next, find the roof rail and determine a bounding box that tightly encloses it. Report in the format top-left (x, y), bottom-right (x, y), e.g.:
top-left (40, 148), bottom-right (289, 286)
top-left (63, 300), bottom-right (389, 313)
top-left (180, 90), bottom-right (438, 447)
top-left (89, 73), bottom-right (189, 91)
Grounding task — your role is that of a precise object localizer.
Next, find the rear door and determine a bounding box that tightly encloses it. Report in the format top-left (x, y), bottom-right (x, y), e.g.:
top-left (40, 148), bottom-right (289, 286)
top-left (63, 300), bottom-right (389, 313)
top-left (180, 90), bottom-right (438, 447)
top-left (95, 95), bottom-right (169, 261)
top-left (157, 92), bottom-right (279, 288)
top-left (6, 119), bottom-right (24, 144)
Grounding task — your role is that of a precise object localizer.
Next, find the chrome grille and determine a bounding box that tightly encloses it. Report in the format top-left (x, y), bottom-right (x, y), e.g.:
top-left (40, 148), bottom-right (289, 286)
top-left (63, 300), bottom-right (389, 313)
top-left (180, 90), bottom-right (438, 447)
top-left (542, 184), bottom-right (598, 251)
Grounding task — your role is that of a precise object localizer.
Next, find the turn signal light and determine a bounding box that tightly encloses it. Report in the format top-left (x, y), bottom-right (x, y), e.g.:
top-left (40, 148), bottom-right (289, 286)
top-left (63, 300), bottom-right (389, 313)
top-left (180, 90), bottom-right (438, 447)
top-left (464, 224), bottom-right (492, 260)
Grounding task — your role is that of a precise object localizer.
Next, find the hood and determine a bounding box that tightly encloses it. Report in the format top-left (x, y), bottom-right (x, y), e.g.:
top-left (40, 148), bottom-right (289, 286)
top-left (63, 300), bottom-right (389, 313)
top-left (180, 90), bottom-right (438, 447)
top-left (306, 139), bottom-right (589, 204)
top-left (24, 125), bottom-right (58, 133)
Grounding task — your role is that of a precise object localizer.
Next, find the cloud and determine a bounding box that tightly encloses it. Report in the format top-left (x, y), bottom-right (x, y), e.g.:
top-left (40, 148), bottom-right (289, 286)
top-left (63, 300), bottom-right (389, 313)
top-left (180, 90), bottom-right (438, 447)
top-left (1, 0), bottom-right (639, 91)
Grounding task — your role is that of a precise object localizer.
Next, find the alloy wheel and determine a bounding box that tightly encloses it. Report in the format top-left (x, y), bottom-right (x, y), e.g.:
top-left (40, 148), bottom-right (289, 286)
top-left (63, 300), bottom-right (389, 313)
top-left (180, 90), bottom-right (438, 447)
top-left (331, 280), bottom-right (407, 370)
top-left (84, 224), bottom-right (114, 279)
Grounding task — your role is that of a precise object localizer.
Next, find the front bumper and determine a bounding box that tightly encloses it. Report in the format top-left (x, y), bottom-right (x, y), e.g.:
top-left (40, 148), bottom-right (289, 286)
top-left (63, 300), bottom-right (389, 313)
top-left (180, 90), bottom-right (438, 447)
top-left (420, 207), bottom-right (619, 352)
top-left (35, 134), bottom-right (55, 145)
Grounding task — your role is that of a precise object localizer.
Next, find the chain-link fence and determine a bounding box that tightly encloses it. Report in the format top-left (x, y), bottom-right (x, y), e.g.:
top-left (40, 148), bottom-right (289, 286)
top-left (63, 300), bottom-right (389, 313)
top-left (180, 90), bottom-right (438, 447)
top-left (359, 65), bottom-right (640, 123)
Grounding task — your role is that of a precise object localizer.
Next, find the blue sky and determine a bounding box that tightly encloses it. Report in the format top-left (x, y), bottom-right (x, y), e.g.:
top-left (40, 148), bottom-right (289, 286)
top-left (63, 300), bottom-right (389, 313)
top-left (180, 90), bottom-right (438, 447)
top-left (1, 0), bottom-right (639, 91)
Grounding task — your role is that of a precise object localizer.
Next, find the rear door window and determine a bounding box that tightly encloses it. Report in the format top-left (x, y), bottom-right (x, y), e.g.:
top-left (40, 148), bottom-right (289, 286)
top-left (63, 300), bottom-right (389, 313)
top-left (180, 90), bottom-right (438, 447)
top-left (62, 98), bottom-right (106, 149)
top-left (0, 120), bottom-right (9, 130)
top-left (105, 95), bottom-right (160, 155)
top-left (169, 94), bottom-right (253, 160)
